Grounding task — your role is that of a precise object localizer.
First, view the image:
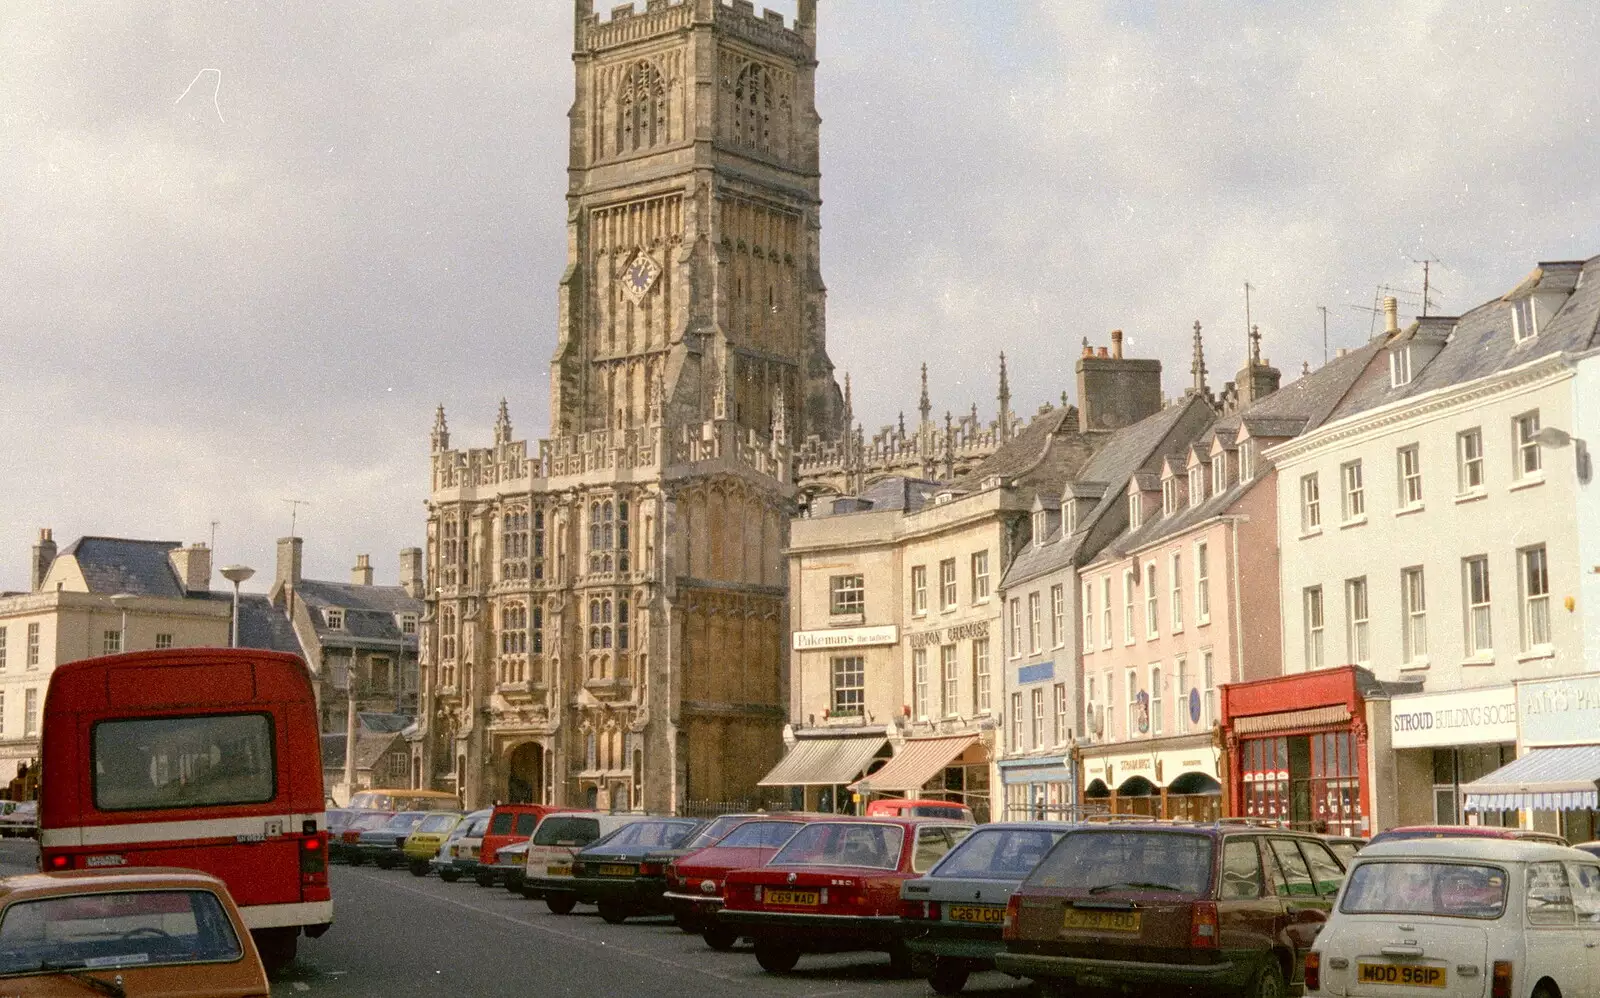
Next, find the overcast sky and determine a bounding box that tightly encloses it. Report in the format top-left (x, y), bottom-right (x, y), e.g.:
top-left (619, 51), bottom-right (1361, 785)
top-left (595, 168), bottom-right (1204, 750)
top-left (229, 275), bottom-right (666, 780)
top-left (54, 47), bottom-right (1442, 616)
top-left (4, 1), bottom-right (1597, 591)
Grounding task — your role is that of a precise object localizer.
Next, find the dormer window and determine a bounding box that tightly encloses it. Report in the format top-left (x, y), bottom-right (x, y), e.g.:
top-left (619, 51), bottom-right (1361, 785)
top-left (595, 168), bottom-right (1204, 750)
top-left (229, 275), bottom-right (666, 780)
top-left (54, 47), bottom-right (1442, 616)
top-left (1128, 493), bottom-right (1142, 530)
top-left (1390, 346), bottom-right (1413, 387)
top-left (1162, 478), bottom-right (1178, 516)
top-left (1189, 464), bottom-right (1205, 504)
top-left (1512, 298), bottom-right (1537, 342)
top-left (1212, 455), bottom-right (1227, 495)
top-left (325, 608), bottom-right (345, 630)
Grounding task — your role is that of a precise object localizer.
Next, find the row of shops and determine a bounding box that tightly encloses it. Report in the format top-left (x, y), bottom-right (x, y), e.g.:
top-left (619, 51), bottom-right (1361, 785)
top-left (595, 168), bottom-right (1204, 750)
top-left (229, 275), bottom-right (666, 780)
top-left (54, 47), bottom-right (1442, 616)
top-left (759, 665), bottom-right (1600, 839)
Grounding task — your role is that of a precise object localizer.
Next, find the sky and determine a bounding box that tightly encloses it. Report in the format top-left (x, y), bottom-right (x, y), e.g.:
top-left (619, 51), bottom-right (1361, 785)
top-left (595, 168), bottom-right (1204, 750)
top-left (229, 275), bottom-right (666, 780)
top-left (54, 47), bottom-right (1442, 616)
top-left (4, 1), bottom-right (1598, 591)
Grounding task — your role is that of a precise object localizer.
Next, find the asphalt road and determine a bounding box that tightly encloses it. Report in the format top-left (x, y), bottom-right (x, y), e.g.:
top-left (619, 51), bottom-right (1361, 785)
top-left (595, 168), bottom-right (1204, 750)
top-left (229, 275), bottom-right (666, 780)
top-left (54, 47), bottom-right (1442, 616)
top-left (0, 839), bottom-right (1031, 997)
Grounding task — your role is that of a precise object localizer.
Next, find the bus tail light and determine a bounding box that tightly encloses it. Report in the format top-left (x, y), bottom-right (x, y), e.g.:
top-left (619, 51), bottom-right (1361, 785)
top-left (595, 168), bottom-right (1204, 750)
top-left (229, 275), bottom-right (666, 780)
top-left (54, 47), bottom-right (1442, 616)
top-left (300, 833), bottom-right (328, 886)
top-left (1189, 902), bottom-right (1219, 949)
top-left (1492, 961), bottom-right (1513, 998)
top-left (1304, 951), bottom-right (1320, 992)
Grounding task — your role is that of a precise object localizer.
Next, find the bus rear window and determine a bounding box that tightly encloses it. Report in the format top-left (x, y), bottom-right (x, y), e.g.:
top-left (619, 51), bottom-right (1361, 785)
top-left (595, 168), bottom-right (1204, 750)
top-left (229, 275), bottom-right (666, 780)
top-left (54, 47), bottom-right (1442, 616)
top-left (92, 714), bottom-right (276, 811)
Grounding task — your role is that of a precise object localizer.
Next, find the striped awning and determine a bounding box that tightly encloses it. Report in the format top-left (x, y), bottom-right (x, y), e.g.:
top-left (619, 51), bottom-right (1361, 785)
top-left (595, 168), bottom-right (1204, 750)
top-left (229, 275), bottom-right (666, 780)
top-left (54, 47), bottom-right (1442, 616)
top-left (757, 735), bottom-right (887, 787)
top-left (1463, 746), bottom-right (1600, 812)
top-left (849, 735), bottom-right (978, 793)
top-left (1233, 705), bottom-right (1351, 735)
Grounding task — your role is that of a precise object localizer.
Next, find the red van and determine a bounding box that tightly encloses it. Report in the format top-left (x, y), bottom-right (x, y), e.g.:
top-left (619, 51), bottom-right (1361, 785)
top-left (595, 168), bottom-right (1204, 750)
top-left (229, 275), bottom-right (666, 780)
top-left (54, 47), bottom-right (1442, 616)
top-left (473, 804), bottom-right (575, 887)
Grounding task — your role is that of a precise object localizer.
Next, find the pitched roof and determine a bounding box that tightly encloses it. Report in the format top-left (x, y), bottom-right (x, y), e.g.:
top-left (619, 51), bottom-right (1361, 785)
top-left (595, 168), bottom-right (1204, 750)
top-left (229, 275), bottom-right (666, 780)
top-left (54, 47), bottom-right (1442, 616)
top-left (59, 537), bottom-right (185, 597)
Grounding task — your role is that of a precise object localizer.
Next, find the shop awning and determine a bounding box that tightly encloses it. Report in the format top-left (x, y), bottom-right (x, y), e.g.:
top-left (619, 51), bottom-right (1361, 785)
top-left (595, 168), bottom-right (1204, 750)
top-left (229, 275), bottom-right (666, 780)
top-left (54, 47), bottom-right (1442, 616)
top-left (850, 735), bottom-right (978, 793)
top-left (757, 735), bottom-right (887, 787)
top-left (1462, 746), bottom-right (1600, 812)
top-left (1233, 705), bottom-right (1350, 735)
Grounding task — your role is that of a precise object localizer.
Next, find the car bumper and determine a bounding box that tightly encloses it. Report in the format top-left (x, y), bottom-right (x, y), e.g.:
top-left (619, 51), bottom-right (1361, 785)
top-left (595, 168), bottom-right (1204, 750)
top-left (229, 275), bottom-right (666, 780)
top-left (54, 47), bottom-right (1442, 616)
top-left (993, 951), bottom-right (1246, 990)
top-left (718, 909), bottom-right (901, 946)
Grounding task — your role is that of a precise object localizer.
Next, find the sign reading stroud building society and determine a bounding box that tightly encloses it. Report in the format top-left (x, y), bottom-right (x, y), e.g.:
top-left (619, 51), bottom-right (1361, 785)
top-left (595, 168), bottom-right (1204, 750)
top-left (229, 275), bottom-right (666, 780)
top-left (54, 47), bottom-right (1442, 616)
top-left (1389, 686), bottom-right (1517, 749)
top-left (792, 625), bottom-right (898, 651)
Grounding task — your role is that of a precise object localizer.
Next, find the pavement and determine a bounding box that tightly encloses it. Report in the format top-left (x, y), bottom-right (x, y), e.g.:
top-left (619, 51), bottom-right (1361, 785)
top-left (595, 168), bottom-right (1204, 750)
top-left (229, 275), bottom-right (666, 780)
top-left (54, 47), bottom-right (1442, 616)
top-left (0, 839), bottom-right (1031, 997)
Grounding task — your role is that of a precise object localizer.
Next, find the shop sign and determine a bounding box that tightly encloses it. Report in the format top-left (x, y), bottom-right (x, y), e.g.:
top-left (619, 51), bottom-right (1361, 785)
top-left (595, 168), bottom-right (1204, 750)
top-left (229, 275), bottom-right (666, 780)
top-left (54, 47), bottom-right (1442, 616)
top-left (792, 625), bottom-right (898, 651)
top-left (1519, 674), bottom-right (1600, 747)
top-left (1389, 686), bottom-right (1517, 749)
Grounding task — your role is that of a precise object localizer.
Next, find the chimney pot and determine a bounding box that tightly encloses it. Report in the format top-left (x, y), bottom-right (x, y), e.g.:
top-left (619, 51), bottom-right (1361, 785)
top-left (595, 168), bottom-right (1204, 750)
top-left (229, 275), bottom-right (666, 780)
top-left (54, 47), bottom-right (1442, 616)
top-left (1111, 329), bottom-right (1124, 359)
top-left (1383, 296), bottom-right (1400, 335)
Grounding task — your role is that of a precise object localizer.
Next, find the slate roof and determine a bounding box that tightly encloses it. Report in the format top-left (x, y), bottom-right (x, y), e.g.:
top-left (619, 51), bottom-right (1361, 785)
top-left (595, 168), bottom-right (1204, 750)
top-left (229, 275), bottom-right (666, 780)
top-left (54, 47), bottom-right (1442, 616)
top-left (236, 593), bottom-right (303, 655)
top-left (60, 537), bottom-right (186, 597)
top-left (1332, 256), bottom-right (1600, 420)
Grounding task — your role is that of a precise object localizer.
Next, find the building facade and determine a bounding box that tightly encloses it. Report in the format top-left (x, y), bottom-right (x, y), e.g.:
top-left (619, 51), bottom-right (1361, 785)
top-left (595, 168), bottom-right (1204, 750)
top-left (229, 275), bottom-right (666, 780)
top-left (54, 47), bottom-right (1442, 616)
top-left (418, 0), bottom-right (843, 812)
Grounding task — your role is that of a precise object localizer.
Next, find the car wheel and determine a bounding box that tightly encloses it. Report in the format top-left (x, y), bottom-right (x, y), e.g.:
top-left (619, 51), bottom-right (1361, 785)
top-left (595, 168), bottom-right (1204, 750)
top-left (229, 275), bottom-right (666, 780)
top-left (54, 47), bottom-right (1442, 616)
top-left (928, 957), bottom-right (971, 995)
top-left (1250, 956), bottom-right (1287, 998)
top-left (409, 861), bottom-right (429, 877)
top-left (754, 937), bottom-right (800, 973)
top-left (702, 924), bottom-right (738, 951)
top-left (438, 869), bottom-right (460, 883)
top-left (546, 893), bottom-right (578, 915)
top-left (598, 901), bottom-right (631, 924)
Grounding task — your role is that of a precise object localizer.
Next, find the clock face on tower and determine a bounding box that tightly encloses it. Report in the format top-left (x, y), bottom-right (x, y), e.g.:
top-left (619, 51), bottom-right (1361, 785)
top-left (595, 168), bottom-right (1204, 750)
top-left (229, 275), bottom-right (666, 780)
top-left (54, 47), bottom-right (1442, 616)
top-left (620, 251), bottom-right (661, 305)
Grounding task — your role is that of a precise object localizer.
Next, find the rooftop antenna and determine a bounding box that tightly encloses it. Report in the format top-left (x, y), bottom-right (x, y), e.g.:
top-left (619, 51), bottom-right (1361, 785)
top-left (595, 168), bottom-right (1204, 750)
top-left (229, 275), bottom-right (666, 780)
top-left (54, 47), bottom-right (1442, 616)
top-left (1317, 306), bottom-right (1329, 366)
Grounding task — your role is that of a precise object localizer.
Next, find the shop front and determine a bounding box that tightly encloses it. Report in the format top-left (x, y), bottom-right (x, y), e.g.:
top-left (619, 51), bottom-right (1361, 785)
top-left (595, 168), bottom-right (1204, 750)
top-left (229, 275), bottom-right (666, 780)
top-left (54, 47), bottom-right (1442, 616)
top-left (1389, 685), bottom-right (1518, 828)
top-left (1463, 674), bottom-right (1600, 842)
top-left (1221, 666), bottom-right (1372, 837)
top-left (1078, 735), bottom-right (1222, 821)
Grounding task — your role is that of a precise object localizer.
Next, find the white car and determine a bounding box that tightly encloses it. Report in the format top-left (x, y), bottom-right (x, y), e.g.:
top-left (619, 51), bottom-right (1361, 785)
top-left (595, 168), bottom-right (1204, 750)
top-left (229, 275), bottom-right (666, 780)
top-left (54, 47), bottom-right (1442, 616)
top-left (1309, 837), bottom-right (1600, 998)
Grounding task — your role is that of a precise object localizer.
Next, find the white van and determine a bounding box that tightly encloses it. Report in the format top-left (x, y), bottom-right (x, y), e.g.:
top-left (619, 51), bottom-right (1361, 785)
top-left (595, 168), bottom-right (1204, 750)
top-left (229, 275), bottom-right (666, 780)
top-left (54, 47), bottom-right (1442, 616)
top-left (1309, 837), bottom-right (1600, 998)
top-left (520, 813), bottom-right (660, 914)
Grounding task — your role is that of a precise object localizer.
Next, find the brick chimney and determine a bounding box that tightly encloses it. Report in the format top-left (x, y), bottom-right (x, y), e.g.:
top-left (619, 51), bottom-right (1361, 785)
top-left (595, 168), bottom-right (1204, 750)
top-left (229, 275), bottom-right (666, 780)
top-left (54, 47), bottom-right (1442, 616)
top-left (399, 548), bottom-right (423, 598)
top-left (31, 528), bottom-right (57, 592)
top-left (168, 542), bottom-right (213, 595)
top-left (351, 554), bottom-right (373, 586)
top-left (276, 537), bottom-right (303, 590)
top-left (1077, 335), bottom-right (1163, 433)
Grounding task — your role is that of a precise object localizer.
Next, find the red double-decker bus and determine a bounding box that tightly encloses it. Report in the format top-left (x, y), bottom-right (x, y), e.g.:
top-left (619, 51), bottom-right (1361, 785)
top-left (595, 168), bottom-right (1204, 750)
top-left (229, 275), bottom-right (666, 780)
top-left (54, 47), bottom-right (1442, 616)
top-left (39, 648), bottom-right (332, 970)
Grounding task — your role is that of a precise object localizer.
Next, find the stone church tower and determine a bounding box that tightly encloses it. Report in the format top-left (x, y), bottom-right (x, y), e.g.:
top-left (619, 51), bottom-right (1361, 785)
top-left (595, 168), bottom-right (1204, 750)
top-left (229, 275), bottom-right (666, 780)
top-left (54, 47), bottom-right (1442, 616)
top-left (418, 0), bottom-right (842, 812)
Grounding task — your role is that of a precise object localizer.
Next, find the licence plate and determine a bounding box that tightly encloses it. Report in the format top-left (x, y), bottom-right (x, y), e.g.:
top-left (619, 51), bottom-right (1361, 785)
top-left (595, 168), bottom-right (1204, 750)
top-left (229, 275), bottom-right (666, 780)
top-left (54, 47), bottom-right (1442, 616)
top-left (765, 890), bottom-right (819, 906)
top-left (598, 864), bottom-right (635, 877)
top-left (1358, 964), bottom-right (1447, 988)
top-left (1063, 908), bottom-right (1141, 932)
top-left (547, 864), bottom-right (571, 876)
top-left (948, 904), bottom-right (1005, 924)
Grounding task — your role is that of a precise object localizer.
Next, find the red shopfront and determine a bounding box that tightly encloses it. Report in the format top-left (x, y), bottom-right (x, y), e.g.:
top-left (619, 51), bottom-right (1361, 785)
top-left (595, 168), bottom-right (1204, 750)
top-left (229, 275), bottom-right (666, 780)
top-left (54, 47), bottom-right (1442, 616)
top-left (1221, 666), bottom-right (1372, 837)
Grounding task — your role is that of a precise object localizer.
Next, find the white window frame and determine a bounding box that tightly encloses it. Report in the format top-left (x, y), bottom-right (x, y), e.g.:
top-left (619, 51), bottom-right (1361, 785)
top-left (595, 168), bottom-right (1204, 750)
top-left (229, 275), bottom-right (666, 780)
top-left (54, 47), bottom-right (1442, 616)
top-left (1300, 473), bottom-right (1321, 532)
top-left (1050, 584), bottom-right (1065, 648)
top-left (939, 558), bottom-right (957, 610)
top-left (913, 647), bottom-right (930, 720)
top-left (911, 565), bottom-right (928, 615)
top-left (940, 644), bottom-right (959, 717)
top-left (1305, 585), bottom-right (1325, 669)
top-left (1464, 555), bottom-right (1493, 656)
top-left (1144, 562), bottom-right (1159, 640)
top-left (1195, 542), bottom-right (1211, 624)
top-left (1027, 592), bottom-right (1042, 654)
top-left (973, 638), bottom-right (991, 714)
top-left (1122, 570), bottom-right (1136, 645)
top-left (1345, 577), bottom-right (1370, 666)
top-left (1169, 551), bottom-right (1184, 632)
top-left (1520, 545), bottom-right (1551, 651)
top-left (971, 551), bottom-right (990, 602)
top-left (1514, 411), bottom-right (1542, 480)
top-left (1008, 598), bottom-right (1023, 658)
top-left (1398, 445), bottom-right (1423, 508)
top-left (1341, 461), bottom-right (1365, 521)
top-left (1150, 663), bottom-right (1163, 736)
top-left (1402, 567), bottom-right (1428, 665)
top-left (1458, 428), bottom-right (1485, 493)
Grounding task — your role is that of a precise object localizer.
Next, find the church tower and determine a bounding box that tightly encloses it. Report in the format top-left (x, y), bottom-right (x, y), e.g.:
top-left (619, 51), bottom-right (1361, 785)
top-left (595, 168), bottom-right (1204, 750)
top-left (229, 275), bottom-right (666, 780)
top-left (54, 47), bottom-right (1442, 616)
top-left (419, 0), bottom-right (840, 816)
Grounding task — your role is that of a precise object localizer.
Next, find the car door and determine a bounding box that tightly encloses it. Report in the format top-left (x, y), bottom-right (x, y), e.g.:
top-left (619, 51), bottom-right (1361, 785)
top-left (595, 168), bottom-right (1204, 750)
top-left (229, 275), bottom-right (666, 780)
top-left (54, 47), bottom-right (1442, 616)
top-left (1523, 860), bottom-right (1581, 995)
top-left (1264, 836), bottom-right (1332, 984)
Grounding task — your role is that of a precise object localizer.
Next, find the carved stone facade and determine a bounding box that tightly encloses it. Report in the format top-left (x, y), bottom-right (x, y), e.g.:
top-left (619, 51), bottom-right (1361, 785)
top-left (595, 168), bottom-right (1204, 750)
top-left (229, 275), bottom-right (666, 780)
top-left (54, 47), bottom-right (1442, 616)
top-left (417, 0), bottom-right (836, 813)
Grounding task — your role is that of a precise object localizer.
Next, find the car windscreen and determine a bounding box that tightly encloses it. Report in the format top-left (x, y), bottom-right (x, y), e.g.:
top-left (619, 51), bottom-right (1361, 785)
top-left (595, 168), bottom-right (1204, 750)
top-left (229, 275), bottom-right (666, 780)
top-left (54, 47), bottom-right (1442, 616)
top-left (0, 889), bottom-right (243, 977)
top-left (770, 822), bottom-right (904, 870)
top-left (682, 815), bottom-right (746, 850)
top-left (534, 816), bottom-right (602, 847)
top-left (718, 820), bottom-right (803, 849)
top-left (91, 713), bottom-right (276, 811)
top-left (932, 827), bottom-right (1065, 879)
top-left (1028, 830), bottom-right (1213, 895)
top-left (1341, 861), bottom-right (1508, 919)
top-left (417, 813), bottom-right (458, 834)
top-left (599, 821), bottom-right (700, 849)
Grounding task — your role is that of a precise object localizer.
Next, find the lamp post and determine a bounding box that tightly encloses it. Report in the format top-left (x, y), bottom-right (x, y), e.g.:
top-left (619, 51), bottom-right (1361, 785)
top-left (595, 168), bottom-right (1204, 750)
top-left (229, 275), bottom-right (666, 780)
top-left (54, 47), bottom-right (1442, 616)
top-left (220, 565), bottom-right (255, 648)
top-left (109, 593), bottom-right (138, 653)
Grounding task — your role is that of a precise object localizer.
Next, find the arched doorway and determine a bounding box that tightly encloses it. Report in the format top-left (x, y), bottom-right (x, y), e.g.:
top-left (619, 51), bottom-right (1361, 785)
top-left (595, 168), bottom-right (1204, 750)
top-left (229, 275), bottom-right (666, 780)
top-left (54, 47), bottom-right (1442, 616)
top-left (1115, 775), bottom-right (1158, 816)
top-left (507, 742), bottom-right (544, 804)
top-left (1166, 772), bottom-right (1222, 821)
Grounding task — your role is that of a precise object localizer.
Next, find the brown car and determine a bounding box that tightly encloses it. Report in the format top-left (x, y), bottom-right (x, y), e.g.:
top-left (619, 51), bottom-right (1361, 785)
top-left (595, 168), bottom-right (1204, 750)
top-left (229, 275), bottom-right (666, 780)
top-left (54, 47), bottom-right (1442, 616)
top-left (995, 822), bottom-right (1350, 998)
top-left (0, 867), bottom-right (270, 997)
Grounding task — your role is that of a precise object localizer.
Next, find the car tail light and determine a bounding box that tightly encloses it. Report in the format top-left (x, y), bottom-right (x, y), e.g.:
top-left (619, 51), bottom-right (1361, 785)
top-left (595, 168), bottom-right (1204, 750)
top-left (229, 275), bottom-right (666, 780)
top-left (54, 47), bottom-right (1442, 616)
top-left (639, 862), bottom-right (663, 876)
top-left (301, 832), bottom-right (328, 886)
top-left (1189, 901), bottom-right (1219, 949)
top-left (901, 899), bottom-right (941, 920)
top-left (1001, 894), bottom-right (1022, 941)
top-left (1492, 961), bottom-right (1513, 998)
top-left (1304, 951), bottom-right (1320, 992)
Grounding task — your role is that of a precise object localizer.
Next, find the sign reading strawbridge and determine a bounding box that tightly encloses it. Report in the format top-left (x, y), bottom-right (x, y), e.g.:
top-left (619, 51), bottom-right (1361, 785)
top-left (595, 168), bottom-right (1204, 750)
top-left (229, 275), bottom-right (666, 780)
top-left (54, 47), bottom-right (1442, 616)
top-left (1388, 686), bottom-right (1517, 749)
top-left (792, 625), bottom-right (898, 651)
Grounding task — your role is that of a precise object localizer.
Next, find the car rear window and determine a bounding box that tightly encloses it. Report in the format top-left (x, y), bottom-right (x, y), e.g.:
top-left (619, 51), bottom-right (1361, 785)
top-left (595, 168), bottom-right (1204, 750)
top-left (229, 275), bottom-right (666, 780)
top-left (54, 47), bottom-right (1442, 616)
top-left (719, 820), bottom-right (803, 849)
top-left (1341, 862), bottom-right (1507, 919)
top-left (932, 827), bottom-right (1064, 879)
top-left (0, 889), bottom-right (243, 976)
top-left (1029, 830), bottom-right (1213, 895)
top-left (91, 713), bottom-right (276, 811)
top-left (601, 821), bottom-right (699, 849)
top-left (534, 816), bottom-right (601, 847)
top-left (771, 822), bottom-right (904, 870)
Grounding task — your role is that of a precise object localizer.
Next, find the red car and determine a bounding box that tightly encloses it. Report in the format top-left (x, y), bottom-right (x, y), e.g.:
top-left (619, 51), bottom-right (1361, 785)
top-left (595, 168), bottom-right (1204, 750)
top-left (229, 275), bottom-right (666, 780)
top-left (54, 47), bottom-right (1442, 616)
top-left (718, 818), bottom-right (972, 973)
top-left (663, 815), bottom-right (819, 945)
top-left (474, 804), bottom-right (575, 886)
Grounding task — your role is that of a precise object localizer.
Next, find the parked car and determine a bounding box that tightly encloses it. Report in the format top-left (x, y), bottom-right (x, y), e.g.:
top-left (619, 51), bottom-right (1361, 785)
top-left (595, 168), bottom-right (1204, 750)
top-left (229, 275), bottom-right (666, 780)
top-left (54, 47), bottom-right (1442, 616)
top-left (665, 815), bottom-right (819, 940)
top-left (0, 800), bottom-right (37, 838)
top-left (474, 804), bottom-right (573, 887)
top-left (432, 808), bottom-right (493, 882)
top-left (353, 810), bottom-right (429, 868)
top-left (0, 868), bottom-right (269, 996)
top-left (900, 821), bottom-right (1074, 994)
top-left (995, 821), bottom-right (1352, 998)
top-left (718, 817), bottom-right (973, 973)
top-left (403, 811), bottom-right (465, 876)
top-left (521, 813), bottom-right (665, 913)
top-left (866, 799), bottom-right (976, 823)
top-left (348, 789), bottom-right (461, 812)
top-left (1308, 837), bottom-right (1600, 998)
top-left (331, 810), bottom-right (394, 863)
top-left (1367, 825), bottom-right (1568, 847)
top-left (570, 817), bottom-right (705, 923)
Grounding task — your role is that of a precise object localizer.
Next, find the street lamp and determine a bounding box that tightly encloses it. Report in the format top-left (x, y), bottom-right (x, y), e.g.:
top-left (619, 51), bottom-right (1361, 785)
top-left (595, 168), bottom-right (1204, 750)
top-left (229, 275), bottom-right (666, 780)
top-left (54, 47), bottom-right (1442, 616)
top-left (109, 593), bottom-right (138, 653)
top-left (220, 565), bottom-right (255, 648)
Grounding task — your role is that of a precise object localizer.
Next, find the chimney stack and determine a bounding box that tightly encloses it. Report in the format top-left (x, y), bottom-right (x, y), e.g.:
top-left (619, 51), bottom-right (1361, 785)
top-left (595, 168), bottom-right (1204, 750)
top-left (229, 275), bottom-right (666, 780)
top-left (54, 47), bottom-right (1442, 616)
top-left (399, 548), bottom-right (423, 598)
top-left (276, 537), bottom-right (303, 590)
top-left (168, 542), bottom-right (213, 595)
top-left (351, 553), bottom-right (373, 586)
top-left (1110, 329), bottom-right (1124, 359)
top-left (1383, 296), bottom-right (1400, 335)
top-left (31, 528), bottom-right (57, 592)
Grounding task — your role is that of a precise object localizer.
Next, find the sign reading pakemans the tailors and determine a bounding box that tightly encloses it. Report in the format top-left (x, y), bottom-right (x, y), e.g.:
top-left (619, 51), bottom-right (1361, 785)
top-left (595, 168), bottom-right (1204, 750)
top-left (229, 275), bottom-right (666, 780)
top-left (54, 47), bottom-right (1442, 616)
top-left (907, 619), bottom-right (991, 649)
top-left (792, 625), bottom-right (899, 651)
